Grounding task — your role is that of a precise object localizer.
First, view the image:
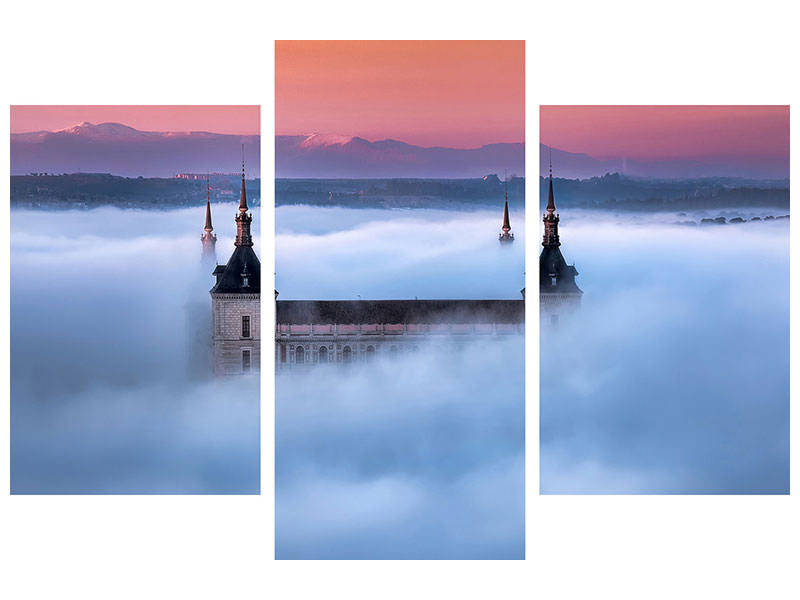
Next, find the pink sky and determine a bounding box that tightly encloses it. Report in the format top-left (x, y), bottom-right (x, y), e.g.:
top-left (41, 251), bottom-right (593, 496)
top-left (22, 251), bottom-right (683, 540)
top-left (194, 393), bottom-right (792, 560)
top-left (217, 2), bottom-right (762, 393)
top-left (276, 41), bottom-right (525, 149)
top-left (540, 106), bottom-right (789, 160)
top-left (10, 105), bottom-right (260, 135)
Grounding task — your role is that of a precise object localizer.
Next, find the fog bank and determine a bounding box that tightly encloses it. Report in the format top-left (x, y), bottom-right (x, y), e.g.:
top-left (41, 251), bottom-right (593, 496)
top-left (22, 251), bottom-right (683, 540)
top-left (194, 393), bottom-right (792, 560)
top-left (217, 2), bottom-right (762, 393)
top-left (541, 214), bottom-right (789, 493)
top-left (11, 205), bottom-right (261, 493)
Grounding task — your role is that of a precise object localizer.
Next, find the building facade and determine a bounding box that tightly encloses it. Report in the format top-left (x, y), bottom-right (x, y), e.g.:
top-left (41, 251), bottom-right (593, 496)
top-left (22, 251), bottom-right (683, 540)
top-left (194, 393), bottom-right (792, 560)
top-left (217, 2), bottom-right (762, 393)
top-left (275, 298), bottom-right (524, 368)
top-left (539, 161), bottom-right (582, 325)
top-left (210, 159), bottom-right (260, 375)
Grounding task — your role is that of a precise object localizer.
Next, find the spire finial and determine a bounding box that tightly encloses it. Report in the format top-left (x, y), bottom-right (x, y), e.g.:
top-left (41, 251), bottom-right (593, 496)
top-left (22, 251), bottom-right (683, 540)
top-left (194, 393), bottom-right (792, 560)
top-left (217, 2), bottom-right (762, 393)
top-left (549, 145), bottom-right (552, 179)
top-left (504, 168), bottom-right (508, 202)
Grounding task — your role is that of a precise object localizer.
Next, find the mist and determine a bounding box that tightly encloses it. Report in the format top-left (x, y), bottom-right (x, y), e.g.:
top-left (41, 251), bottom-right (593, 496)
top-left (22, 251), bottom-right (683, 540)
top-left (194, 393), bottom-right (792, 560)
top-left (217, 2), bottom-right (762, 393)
top-left (541, 212), bottom-right (789, 494)
top-left (275, 205), bottom-right (525, 558)
top-left (11, 204), bottom-right (261, 494)
top-left (276, 206), bottom-right (525, 300)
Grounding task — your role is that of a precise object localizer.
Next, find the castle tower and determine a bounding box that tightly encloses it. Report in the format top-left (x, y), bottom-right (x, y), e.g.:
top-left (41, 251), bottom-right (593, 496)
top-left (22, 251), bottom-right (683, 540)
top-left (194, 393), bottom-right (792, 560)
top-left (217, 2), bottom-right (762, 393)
top-left (499, 172), bottom-right (515, 244)
top-left (201, 174), bottom-right (217, 261)
top-left (210, 150), bottom-right (260, 375)
top-left (540, 152), bottom-right (582, 326)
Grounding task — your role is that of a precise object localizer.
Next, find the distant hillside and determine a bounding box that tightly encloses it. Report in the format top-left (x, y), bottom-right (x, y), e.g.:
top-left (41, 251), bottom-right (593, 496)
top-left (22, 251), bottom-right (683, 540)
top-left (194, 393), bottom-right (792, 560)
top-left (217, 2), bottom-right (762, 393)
top-left (276, 134), bottom-right (525, 178)
top-left (11, 173), bottom-right (261, 210)
top-left (540, 143), bottom-right (789, 180)
top-left (11, 122), bottom-right (261, 178)
top-left (276, 176), bottom-right (525, 210)
top-left (541, 173), bottom-right (790, 211)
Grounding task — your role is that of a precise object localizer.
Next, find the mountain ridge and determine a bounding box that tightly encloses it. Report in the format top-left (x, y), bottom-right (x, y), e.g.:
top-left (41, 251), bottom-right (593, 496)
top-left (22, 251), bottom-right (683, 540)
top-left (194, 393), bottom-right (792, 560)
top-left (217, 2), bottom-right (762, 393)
top-left (276, 133), bottom-right (525, 178)
top-left (11, 122), bottom-right (261, 177)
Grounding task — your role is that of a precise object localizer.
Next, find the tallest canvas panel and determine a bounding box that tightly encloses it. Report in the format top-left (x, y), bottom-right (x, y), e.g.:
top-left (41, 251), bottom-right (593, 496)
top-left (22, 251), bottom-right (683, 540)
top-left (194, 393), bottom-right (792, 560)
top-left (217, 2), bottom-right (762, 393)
top-left (275, 40), bottom-right (526, 559)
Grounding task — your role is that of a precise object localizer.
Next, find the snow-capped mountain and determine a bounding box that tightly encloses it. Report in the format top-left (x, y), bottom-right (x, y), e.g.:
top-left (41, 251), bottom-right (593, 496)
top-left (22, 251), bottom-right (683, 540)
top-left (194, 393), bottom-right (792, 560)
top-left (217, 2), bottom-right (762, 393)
top-left (276, 134), bottom-right (525, 178)
top-left (11, 122), bottom-right (261, 177)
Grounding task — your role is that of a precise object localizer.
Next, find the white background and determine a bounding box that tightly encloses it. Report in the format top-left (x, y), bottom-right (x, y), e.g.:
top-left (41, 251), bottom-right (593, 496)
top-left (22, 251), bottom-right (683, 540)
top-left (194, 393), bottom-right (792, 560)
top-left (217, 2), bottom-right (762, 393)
top-left (1, 1), bottom-right (797, 597)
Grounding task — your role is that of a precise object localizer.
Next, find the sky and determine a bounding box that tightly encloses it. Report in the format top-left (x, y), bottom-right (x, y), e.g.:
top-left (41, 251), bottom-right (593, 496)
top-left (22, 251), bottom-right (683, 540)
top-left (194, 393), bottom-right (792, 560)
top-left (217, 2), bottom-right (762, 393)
top-left (275, 40), bottom-right (525, 148)
top-left (540, 105), bottom-right (789, 161)
top-left (10, 105), bottom-right (260, 134)
top-left (11, 203), bottom-right (261, 493)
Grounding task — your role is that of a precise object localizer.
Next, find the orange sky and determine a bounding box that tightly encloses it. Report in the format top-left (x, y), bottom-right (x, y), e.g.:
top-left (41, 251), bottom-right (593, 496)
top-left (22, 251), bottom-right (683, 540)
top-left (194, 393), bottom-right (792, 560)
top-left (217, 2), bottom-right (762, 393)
top-left (276, 40), bottom-right (525, 148)
top-left (10, 105), bottom-right (260, 134)
top-left (541, 106), bottom-right (789, 160)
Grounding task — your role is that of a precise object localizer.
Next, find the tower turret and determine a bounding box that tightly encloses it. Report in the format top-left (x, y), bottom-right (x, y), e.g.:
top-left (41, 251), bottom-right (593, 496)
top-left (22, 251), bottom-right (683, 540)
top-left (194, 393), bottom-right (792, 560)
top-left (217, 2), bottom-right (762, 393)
top-left (201, 173), bottom-right (217, 259)
top-left (499, 171), bottom-right (515, 244)
top-left (235, 148), bottom-right (253, 247)
top-left (539, 149), bottom-right (582, 320)
top-left (209, 149), bottom-right (261, 376)
top-left (542, 157), bottom-right (560, 247)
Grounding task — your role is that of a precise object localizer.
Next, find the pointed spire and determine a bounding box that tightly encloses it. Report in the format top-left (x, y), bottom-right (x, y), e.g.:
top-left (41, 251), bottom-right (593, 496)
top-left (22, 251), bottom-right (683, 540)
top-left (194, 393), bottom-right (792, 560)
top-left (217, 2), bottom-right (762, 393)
top-left (499, 169), bottom-right (513, 243)
top-left (543, 148), bottom-right (560, 248)
top-left (238, 144), bottom-right (248, 213)
top-left (234, 146), bottom-right (253, 247)
top-left (546, 146), bottom-right (556, 214)
top-left (204, 173), bottom-right (213, 232)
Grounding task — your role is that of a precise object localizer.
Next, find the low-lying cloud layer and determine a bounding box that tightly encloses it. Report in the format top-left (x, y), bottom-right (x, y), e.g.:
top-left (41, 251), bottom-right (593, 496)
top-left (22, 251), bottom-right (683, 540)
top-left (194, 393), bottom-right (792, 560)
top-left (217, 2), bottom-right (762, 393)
top-left (276, 206), bottom-right (526, 300)
top-left (275, 206), bottom-right (525, 558)
top-left (541, 213), bottom-right (789, 493)
top-left (11, 205), bottom-right (261, 493)
top-left (276, 340), bottom-right (524, 559)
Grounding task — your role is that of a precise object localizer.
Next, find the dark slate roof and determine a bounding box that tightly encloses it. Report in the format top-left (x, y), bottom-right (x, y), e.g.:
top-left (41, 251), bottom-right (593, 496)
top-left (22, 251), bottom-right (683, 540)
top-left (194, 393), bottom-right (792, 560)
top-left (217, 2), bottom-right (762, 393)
top-left (276, 299), bottom-right (524, 324)
top-left (210, 245), bottom-right (261, 293)
top-left (539, 246), bottom-right (582, 293)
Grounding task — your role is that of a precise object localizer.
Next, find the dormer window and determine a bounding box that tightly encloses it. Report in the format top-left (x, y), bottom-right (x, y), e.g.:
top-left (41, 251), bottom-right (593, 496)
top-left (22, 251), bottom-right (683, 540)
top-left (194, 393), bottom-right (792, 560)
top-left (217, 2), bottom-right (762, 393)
top-left (551, 275), bottom-right (557, 286)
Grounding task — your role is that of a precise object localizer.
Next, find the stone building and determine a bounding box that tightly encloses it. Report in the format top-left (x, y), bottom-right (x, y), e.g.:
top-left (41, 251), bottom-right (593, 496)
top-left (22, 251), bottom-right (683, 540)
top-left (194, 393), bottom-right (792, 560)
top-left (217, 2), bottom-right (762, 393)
top-left (275, 297), bottom-right (524, 368)
top-left (210, 159), bottom-right (260, 375)
top-left (539, 159), bottom-right (582, 326)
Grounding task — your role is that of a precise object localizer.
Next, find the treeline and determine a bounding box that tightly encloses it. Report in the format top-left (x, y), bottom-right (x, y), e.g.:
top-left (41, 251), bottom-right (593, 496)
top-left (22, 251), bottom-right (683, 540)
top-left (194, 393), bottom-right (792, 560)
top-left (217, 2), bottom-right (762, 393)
top-left (11, 173), bottom-right (261, 210)
top-left (539, 173), bottom-right (789, 212)
top-left (276, 176), bottom-right (525, 210)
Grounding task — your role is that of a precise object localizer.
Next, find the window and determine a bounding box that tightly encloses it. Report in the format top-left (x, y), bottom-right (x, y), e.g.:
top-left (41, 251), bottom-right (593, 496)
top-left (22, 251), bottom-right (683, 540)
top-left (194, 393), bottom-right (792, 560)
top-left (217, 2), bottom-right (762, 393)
top-left (295, 346), bottom-right (305, 364)
top-left (366, 346), bottom-right (376, 362)
top-left (551, 276), bottom-right (557, 286)
top-left (242, 315), bottom-right (251, 338)
top-left (280, 344), bottom-right (286, 363)
top-left (342, 346), bottom-right (352, 363)
top-left (242, 349), bottom-right (251, 372)
top-left (318, 346), bottom-right (328, 363)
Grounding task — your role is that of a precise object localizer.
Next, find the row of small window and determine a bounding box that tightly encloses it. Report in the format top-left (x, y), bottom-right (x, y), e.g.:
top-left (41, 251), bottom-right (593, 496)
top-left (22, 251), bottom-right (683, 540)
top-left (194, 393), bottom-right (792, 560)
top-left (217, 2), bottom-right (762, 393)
top-left (281, 344), bottom-right (410, 363)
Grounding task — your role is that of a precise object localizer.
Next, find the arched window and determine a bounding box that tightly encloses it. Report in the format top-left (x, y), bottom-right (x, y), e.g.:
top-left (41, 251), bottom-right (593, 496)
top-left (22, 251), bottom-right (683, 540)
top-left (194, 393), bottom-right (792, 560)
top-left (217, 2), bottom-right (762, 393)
top-left (342, 346), bottom-right (352, 363)
top-left (295, 346), bottom-right (305, 364)
top-left (318, 346), bottom-right (328, 363)
top-left (366, 345), bottom-right (376, 362)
